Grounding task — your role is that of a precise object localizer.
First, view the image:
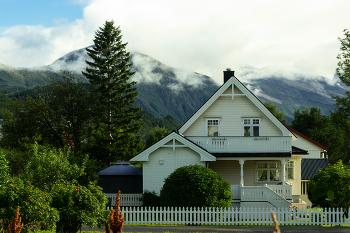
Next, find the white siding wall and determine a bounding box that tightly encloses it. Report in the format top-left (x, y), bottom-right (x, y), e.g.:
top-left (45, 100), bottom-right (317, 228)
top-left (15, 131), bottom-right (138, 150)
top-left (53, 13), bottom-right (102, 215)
top-left (208, 160), bottom-right (259, 186)
top-left (292, 137), bottom-right (324, 158)
top-left (183, 91), bottom-right (282, 137)
top-left (288, 156), bottom-right (301, 196)
top-left (208, 160), bottom-right (241, 185)
top-left (143, 146), bottom-right (205, 194)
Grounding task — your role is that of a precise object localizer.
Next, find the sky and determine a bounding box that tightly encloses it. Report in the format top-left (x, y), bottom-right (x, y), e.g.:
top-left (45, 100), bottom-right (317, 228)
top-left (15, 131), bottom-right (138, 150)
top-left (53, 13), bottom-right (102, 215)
top-left (0, 0), bottom-right (349, 84)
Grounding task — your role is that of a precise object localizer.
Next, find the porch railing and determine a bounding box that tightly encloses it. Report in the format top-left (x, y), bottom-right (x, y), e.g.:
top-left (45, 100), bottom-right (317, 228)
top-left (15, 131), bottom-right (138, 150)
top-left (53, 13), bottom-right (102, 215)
top-left (106, 193), bottom-right (143, 206)
top-left (230, 185), bottom-right (292, 208)
top-left (241, 186), bottom-right (291, 208)
top-left (267, 184), bottom-right (292, 200)
top-left (186, 136), bottom-right (292, 153)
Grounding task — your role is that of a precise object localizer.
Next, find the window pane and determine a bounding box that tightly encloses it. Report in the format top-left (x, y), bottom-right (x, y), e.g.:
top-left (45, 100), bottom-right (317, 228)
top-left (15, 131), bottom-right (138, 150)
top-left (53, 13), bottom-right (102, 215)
top-left (253, 126), bottom-right (259, 136)
top-left (208, 119), bottom-right (219, 126)
top-left (212, 126), bottom-right (218, 136)
top-left (258, 170), bottom-right (267, 181)
top-left (270, 170), bottom-right (280, 181)
top-left (288, 168), bottom-right (294, 179)
top-left (258, 163), bottom-right (267, 168)
top-left (288, 161), bottom-right (294, 168)
top-left (244, 126), bottom-right (251, 136)
top-left (208, 126), bottom-right (219, 136)
top-left (244, 119), bottom-right (250, 124)
top-left (270, 163), bottom-right (280, 168)
top-left (253, 119), bottom-right (260, 124)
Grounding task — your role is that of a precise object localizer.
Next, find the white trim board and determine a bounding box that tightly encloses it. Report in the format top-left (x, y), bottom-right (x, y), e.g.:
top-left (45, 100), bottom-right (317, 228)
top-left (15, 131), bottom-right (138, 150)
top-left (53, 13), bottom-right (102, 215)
top-left (130, 132), bottom-right (216, 162)
top-left (178, 76), bottom-right (296, 140)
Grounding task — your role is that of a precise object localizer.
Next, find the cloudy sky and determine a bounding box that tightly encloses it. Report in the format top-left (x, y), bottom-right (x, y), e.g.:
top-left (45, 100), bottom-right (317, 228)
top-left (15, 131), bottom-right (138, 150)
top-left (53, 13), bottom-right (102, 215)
top-left (0, 0), bottom-right (349, 84)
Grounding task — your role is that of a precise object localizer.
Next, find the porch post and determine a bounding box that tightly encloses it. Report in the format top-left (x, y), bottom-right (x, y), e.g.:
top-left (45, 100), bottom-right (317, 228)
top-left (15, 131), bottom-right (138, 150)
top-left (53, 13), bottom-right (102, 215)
top-left (281, 159), bottom-right (286, 185)
top-left (239, 159), bottom-right (245, 186)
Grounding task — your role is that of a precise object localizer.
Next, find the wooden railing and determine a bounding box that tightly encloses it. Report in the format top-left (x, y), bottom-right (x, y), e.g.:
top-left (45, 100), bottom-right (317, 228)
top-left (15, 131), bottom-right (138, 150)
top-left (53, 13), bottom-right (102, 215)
top-left (230, 185), bottom-right (241, 199)
top-left (106, 193), bottom-right (143, 206)
top-left (186, 136), bottom-right (292, 153)
top-left (267, 184), bottom-right (292, 200)
top-left (230, 185), bottom-right (291, 208)
top-left (240, 186), bottom-right (291, 208)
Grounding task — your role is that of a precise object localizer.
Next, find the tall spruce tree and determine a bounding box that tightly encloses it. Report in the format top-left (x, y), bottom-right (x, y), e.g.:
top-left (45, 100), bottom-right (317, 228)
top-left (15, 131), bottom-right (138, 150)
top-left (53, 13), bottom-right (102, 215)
top-left (82, 21), bottom-right (143, 165)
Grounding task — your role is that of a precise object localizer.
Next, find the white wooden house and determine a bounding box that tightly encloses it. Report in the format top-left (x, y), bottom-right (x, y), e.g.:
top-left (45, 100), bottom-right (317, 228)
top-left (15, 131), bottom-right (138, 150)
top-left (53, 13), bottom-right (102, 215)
top-left (131, 69), bottom-right (328, 208)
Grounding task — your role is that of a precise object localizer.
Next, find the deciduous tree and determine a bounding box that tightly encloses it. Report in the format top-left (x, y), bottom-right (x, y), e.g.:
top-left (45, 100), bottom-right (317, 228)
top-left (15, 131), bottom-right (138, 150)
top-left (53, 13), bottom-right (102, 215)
top-left (291, 107), bottom-right (347, 163)
top-left (145, 126), bottom-right (170, 148)
top-left (1, 71), bottom-right (97, 153)
top-left (308, 161), bottom-right (350, 217)
top-left (263, 101), bottom-right (287, 124)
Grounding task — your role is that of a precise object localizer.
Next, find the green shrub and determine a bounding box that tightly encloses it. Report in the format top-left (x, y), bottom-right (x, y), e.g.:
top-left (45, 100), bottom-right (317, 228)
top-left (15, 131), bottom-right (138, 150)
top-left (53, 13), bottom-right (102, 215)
top-left (141, 190), bottom-right (161, 207)
top-left (0, 178), bottom-right (59, 232)
top-left (308, 161), bottom-right (350, 217)
top-left (0, 149), bottom-right (10, 187)
top-left (160, 164), bottom-right (232, 208)
top-left (51, 182), bottom-right (109, 233)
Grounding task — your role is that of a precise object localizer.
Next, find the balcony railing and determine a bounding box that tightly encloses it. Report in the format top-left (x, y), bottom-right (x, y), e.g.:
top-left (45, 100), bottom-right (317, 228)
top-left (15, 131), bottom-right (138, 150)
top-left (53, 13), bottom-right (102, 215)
top-left (186, 136), bottom-right (291, 153)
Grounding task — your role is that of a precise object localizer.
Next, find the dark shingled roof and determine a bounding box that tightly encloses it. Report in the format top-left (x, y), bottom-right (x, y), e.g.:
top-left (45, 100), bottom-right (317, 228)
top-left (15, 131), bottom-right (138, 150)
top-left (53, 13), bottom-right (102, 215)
top-left (96, 161), bottom-right (142, 176)
top-left (301, 158), bottom-right (328, 180)
top-left (292, 146), bottom-right (308, 155)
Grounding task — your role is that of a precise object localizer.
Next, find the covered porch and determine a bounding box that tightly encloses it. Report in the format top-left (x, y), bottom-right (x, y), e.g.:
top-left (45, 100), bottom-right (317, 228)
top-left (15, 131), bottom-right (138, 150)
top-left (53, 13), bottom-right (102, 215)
top-left (208, 157), bottom-right (293, 208)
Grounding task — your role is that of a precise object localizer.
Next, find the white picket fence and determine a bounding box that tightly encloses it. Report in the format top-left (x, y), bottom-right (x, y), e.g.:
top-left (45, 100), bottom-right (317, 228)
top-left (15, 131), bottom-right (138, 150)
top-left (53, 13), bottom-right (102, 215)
top-left (106, 193), bottom-right (142, 206)
top-left (108, 206), bottom-right (350, 226)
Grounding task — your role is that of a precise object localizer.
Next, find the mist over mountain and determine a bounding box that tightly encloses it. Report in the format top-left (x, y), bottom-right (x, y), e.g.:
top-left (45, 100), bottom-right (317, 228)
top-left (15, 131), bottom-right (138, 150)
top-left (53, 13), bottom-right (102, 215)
top-left (0, 47), bottom-right (347, 124)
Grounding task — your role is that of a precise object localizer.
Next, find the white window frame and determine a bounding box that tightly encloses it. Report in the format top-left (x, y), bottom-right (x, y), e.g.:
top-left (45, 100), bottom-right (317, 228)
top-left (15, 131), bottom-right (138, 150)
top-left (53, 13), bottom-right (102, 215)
top-left (256, 161), bottom-right (281, 183)
top-left (243, 118), bottom-right (261, 136)
top-left (206, 119), bottom-right (220, 136)
top-left (286, 161), bottom-right (294, 180)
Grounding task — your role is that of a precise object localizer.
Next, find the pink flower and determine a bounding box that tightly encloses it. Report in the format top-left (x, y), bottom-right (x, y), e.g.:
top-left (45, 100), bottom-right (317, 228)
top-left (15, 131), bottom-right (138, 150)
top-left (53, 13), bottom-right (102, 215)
top-left (31, 185), bottom-right (33, 188)
top-left (76, 188), bottom-right (79, 192)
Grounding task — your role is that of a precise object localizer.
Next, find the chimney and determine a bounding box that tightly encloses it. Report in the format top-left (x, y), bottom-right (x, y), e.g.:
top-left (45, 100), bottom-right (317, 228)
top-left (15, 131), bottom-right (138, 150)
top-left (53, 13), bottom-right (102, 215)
top-left (223, 68), bottom-right (235, 83)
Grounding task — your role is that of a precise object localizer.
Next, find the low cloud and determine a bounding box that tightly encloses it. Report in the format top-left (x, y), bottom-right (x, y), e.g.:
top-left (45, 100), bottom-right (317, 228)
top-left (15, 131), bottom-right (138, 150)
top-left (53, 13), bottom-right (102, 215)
top-left (0, 0), bottom-right (349, 86)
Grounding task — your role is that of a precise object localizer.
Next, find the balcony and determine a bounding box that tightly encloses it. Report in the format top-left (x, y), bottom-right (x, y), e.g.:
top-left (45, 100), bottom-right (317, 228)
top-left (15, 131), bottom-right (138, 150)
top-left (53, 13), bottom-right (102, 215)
top-left (186, 136), bottom-right (291, 153)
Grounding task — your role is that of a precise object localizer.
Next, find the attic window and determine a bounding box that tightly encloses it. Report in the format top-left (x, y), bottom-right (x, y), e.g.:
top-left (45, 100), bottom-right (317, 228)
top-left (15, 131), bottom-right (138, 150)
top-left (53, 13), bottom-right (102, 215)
top-left (243, 118), bottom-right (260, 136)
top-left (206, 119), bottom-right (220, 136)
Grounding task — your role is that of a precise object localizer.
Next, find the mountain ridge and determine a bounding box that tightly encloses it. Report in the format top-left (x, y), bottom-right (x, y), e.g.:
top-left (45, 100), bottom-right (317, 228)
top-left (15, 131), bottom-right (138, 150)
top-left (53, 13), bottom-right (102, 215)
top-left (0, 47), bottom-right (347, 124)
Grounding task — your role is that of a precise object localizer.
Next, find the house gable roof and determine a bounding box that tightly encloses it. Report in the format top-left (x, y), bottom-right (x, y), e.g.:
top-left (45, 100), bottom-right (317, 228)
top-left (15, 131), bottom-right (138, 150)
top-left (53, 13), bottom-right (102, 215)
top-left (285, 125), bottom-right (328, 151)
top-left (292, 146), bottom-right (308, 155)
top-left (178, 76), bottom-right (295, 139)
top-left (130, 131), bottom-right (216, 162)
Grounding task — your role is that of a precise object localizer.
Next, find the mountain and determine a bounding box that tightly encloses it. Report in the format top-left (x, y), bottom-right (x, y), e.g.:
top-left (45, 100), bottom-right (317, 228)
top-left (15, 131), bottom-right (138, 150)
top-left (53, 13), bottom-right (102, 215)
top-left (46, 48), bottom-right (220, 124)
top-left (0, 63), bottom-right (53, 90)
top-left (0, 47), bottom-right (348, 125)
top-left (243, 77), bottom-right (347, 123)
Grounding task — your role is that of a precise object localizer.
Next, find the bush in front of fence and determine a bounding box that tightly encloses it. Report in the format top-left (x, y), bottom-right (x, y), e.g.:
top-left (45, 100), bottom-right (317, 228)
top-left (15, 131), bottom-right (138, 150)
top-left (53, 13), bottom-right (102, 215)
top-left (160, 164), bottom-right (232, 208)
top-left (141, 190), bottom-right (161, 207)
top-left (308, 161), bottom-right (350, 218)
top-left (50, 182), bottom-right (109, 233)
top-left (0, 178), bottom-right (59, 232)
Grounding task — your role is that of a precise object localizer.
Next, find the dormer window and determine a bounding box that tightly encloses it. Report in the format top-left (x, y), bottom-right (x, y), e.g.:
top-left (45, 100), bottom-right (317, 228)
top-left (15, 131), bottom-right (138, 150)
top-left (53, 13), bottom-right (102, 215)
top-left (206, 119), bottom-right (220, 136)
top-left (243, 118), bottom-right (260, 136)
